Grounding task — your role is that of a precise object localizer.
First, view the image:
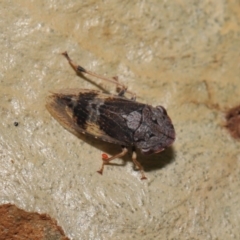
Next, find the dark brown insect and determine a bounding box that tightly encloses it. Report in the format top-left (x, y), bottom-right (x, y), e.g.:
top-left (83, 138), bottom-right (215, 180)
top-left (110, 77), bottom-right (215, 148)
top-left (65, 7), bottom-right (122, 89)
top-left (46, 52), bottom-right (175, 179)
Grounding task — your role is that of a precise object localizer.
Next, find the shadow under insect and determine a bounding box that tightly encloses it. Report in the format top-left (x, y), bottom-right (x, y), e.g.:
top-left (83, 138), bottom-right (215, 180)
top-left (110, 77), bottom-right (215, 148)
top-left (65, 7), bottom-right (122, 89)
top-left (69, 131), bottom-right (175, 175)
top-left (136, 146), bottom-right (175, 172)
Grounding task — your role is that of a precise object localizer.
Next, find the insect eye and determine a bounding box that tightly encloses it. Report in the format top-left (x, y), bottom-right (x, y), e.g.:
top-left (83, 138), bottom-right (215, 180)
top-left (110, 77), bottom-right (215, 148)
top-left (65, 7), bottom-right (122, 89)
top-left (156, 106), bottom-right (167, 114)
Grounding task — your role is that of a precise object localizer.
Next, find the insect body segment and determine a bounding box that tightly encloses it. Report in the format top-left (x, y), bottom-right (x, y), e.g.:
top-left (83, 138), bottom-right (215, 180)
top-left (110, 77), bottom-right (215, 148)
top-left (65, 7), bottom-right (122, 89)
top-left (46, 52), bottom-right (175, 180)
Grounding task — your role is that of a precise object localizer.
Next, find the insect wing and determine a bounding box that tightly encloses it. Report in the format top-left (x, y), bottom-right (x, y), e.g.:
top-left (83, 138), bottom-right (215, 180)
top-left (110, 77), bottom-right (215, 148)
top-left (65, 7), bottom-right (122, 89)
top-left (46, 89), bottom-right (144, 146)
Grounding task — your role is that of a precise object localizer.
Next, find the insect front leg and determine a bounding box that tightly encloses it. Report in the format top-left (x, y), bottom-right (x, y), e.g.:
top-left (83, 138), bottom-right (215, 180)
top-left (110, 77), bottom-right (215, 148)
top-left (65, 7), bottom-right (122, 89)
top-left (97, 147), bottom-right (128, 175)
top-left (62, 51), bottom-right (136, 99)
top-left (131, 149), bottom-right (147, 180)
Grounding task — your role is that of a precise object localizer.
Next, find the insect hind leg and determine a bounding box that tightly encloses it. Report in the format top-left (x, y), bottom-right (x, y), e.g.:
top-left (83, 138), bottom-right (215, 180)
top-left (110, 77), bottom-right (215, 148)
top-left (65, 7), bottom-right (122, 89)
top-left (62, 51), bottom-right (136, 100)
top-left (97, 147), bottom-right (128, 175)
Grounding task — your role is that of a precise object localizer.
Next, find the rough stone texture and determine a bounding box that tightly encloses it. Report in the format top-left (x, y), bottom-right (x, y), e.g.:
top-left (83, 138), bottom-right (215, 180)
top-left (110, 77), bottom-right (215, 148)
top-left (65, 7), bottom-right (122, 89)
top-left (0, 204), bottom-right (69, 240)
top-left (0, 1), bottom-right (240, 239)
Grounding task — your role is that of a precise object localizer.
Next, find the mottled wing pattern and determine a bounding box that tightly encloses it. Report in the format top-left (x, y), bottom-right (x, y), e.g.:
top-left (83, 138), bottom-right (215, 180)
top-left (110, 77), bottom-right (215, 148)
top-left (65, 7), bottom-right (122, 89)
top-left (46, 89), bottom-right (91, 139)
top-left (46, 89), bottom-right (145, 146)
top-left (95, 96), bottom-right (145, 145)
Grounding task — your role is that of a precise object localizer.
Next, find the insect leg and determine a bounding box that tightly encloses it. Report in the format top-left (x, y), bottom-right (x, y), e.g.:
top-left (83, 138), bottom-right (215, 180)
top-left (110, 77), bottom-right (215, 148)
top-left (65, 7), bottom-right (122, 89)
top-left (132, 150), bottom-right (147, 180)
top-left (62, 51), bottom-right (136, 99)
top-left (97, 147), bottom-right (128, 175)
top-left (112, 76), bottom-right (127, 97)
